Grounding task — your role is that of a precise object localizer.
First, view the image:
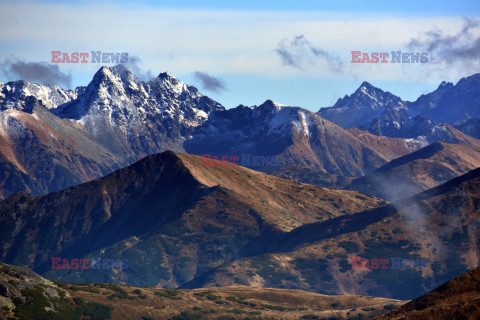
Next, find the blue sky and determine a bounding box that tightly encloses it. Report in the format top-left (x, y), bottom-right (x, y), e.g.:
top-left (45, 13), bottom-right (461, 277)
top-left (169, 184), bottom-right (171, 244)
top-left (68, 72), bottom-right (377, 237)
top-left (39, 0), bottom-right (480, 14)
top-left (1, 0), bottom-right (479, 111)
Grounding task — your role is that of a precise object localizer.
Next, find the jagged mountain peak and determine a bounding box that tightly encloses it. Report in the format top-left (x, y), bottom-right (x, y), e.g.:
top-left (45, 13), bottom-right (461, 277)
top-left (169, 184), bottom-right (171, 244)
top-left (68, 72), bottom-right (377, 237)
top-left (408, 72), bottom-right (480, 125)
top-left (358, 81), bottom-right (376, 90)
top-left (92, 65), bottom-right (114, 80)
top-left (357, 80), bottom-right (380, 90)
top-left (110, 63), bottom-right (131, 74)
top-left (316, 75), bottom-right (480, 142)
top-left (156, 71), bottom-right (182, 86)
top-left (354, 81), bottom-right (395, 100)
top-left (148, 71), bottom-right (198, 98)
top-left (91, 65), bottom-right (139, 88)
top-left (258, 99), bottom-right (289, 110)
top-left (45, 64), bottom-right (223, 160)
top-left (158, 71), bottom-right (177, 80)
top-left (338, 81), bottom-right (397, 107)
top-left (318, 80), bottom-right (407, 128)
top-left (0, 79), bottom-right (80, 111)
top-left (437, 80), bottom-right (454, 90)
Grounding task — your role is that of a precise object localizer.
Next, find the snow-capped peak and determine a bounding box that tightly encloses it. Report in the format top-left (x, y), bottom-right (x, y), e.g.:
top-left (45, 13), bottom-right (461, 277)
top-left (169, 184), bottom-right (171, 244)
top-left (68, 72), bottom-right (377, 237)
top-left (356, 81), bottom-right (380, 95)
top-left (157, 71), bottom-right (180, 84)
top-left (0, 80), bottom-right (79, 111)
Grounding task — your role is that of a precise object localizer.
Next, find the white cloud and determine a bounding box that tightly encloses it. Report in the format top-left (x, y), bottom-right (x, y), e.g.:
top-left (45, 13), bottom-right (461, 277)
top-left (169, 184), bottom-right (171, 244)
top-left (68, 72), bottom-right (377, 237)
top-left (0, 1), bottom-right (478, 83)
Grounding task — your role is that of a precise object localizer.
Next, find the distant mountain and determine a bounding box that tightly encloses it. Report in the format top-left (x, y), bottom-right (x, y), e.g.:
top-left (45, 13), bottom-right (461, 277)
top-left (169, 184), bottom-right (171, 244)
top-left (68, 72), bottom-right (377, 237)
top-left (1, 67), bottom-right (478, 199)
top-left (0, 151), bottom-right (384, 288)
top-left (409, 73), bottom-right (480, 125)
top-left (183, 166), bottom-right (480, 300)
top-left (318, 81), bottom-right (409, 129)
top-left (0, 66), bottom-right (223, 199)
top-left (346, 128), bottom-right (429, 159)
top-left (2, 67), bottom-right (418, 199)
top-left (0, 97), bottom-right (123, 200)
top-left (0, 262), bottom-right (405, 320)
top-left (365, 115), bottom-right (480, 146)
top-left (346, 141), bottom-right (480, 201)
top-left (455, 117), bottom-right (480, 139)
top-left (52, 66), bottom-right (223, 159)
top-left (0, 80), bottom-right (82, 111)
top-left (374, 266), bottom-right (480, 320)
top-left (318, 73), bottom-right (480, 143)
top-left (185, 100), bottom-right (423, 179)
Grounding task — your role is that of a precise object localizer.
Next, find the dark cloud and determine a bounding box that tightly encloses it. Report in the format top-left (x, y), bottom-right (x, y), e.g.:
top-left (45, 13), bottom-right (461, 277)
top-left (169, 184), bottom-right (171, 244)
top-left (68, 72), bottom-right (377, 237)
top-left (124, 55), bottom-right (153, 82)
top-left (275, 35), bottom-right (344, 73)
top-left (193, 71), bottom-right (226, 93)
top-left (1, 59), bottom-right (72, 88)
top-left (408, 18), bottom-right (480, 65)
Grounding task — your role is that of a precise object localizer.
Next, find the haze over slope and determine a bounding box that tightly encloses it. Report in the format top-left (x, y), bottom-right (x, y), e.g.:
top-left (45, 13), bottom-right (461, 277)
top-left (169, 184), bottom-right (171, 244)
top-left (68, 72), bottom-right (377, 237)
top-left (347, 141), bottom-right (480, 201)
top-left (183, 166), bottom-right (480, 300)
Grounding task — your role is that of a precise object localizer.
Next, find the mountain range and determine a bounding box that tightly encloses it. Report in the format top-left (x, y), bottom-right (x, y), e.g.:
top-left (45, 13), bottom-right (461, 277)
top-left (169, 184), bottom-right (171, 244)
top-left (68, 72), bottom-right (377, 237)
top-left (1, 150), bottom-right (480, 301)
top-left (3, 67), bottom-right (480, 200)
top-left (1, 65), bottom-right (480, 317)
top-left (184, 100), bottom-right (418, 178)
top-left (318, 74), bottom-right (480, 142)
top-left (0, 66), bottom-right (223, 200)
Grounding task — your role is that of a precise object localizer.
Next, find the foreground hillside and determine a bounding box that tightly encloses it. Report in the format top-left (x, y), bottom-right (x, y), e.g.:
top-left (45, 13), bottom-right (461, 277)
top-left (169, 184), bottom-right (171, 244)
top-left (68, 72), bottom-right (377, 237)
top-left (0, 151), bottom-right (384, 288)
top-left (0, 262), bottom-right (405, 320)
top-left (374, 266), bottom-right (480, 320)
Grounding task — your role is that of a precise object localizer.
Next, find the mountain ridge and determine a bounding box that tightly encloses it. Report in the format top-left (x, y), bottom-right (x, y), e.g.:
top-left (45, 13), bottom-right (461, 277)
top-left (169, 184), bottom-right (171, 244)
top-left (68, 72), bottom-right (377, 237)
top-left (1, 66), bottom-right (479, 201)
top-left (182, 165), bottom-right (480, 299)
top-left (346, 141), bottom-right (480, 200)
top-left (318, 73), bottom-right (480, 143)
top-left (0, 150), bottom-right (385, 288)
